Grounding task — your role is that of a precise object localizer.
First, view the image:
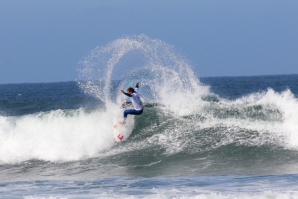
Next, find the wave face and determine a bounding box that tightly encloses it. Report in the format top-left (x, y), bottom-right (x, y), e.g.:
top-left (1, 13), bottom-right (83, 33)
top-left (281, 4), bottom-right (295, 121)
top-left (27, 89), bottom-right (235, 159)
top-left (0, 36), bottom-right (298, 181)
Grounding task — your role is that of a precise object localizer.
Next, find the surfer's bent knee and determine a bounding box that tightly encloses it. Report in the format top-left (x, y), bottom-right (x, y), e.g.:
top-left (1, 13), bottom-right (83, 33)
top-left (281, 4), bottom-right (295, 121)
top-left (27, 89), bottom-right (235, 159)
top-left (124, 109), bottom-right (143, 118)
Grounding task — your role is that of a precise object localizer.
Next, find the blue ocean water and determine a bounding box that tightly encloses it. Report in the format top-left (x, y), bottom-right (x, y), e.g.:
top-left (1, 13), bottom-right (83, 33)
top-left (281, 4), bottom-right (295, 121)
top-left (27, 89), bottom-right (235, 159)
top-left (1, 36), bottom-right (298, 198)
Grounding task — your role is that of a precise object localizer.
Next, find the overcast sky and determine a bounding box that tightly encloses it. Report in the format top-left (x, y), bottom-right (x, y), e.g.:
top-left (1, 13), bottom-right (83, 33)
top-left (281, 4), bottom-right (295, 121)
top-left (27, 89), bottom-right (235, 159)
top-left (0, 0), bottom-right (297, 83)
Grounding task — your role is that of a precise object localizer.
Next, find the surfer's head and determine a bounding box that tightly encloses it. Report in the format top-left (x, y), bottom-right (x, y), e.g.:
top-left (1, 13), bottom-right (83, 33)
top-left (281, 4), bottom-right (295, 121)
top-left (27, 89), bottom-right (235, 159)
top-left (127, 87), bottom-right (135, 94)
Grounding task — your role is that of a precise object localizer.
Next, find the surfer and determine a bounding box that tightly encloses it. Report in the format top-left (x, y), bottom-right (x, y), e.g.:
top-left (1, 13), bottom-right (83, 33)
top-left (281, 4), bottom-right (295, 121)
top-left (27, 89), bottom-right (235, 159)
top-left (120, 82), bottom-right (144, 124)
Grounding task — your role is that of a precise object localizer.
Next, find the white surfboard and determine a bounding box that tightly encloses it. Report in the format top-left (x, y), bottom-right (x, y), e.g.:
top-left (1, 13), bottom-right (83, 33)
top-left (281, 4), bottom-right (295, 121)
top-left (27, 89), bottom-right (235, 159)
top-left (113, 104), bottom-right (135, 142)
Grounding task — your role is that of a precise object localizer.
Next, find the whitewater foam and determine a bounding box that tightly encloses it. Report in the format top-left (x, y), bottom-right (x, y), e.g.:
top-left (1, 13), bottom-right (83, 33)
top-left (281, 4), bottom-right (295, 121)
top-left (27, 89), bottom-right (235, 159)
top-left (0, 108), bottom-right (116, 164)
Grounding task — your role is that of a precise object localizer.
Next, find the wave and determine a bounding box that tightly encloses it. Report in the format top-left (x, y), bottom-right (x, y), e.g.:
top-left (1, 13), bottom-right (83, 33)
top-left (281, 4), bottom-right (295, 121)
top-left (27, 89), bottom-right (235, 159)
top-left (1, 35), bottom-right (298, 172)
top-left (77, 34), bottom-right (298, 151)
top-left (1, 86), bottom-right (298, 169)
top-left (0, 108), bottom-right (117, 163)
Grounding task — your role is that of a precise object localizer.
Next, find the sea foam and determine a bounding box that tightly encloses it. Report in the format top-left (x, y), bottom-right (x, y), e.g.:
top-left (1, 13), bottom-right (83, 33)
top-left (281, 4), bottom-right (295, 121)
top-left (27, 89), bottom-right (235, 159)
top-left (0, 108), bottom-right (116, 163)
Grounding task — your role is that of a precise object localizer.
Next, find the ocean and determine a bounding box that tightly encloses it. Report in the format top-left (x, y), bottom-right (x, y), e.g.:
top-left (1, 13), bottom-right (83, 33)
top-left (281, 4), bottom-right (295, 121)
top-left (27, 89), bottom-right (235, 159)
top-left (1, 35), bottom-right (298, 198)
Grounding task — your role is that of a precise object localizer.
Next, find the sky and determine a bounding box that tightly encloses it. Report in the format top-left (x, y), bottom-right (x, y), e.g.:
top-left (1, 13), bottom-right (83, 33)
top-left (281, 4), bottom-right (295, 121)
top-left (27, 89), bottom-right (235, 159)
top-left (0, 0), bottom-right (297, 83)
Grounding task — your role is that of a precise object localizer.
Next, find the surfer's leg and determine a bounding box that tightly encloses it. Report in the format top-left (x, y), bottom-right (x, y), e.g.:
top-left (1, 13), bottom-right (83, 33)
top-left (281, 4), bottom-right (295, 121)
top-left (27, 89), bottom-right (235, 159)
top-left (134, 109), bottom-right (143, 115)
top-left (123, 110), bottom-right (130, 119)
top-left (121, 110), bottom-right (131, 124)
top-left (124, 109), bottom-right (143, 117)
top-left (121, 109), bottom-right (143, 125)
top-left (123, 109), bottom-right (143, 120)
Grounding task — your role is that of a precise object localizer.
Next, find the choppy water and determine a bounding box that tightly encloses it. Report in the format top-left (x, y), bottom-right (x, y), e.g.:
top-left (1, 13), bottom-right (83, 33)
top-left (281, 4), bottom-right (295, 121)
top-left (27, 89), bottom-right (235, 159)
top-left (1, 35), bottom-right (298, 198)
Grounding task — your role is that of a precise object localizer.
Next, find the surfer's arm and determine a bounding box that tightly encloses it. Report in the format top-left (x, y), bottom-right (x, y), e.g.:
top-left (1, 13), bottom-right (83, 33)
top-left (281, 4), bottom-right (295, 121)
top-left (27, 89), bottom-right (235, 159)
top-left (120, 90), bottom-right (132, 97)
top-left (135, 82), bottom-right (140, 88)
top-left (134, 82), bottom-right (140, 93)
top-left (124, 93), bottom-right (132, 97)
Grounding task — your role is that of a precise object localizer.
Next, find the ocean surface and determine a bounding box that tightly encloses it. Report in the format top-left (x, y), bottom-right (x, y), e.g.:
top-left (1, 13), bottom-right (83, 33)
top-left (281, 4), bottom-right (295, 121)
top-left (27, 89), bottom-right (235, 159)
top-left (1, 36), bottom-right (298, 198)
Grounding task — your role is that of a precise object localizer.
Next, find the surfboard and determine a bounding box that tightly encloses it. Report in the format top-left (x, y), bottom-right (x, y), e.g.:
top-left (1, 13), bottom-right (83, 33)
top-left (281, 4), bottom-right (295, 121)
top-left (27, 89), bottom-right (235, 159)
top-left (113, 103), bottom-right (135, 142)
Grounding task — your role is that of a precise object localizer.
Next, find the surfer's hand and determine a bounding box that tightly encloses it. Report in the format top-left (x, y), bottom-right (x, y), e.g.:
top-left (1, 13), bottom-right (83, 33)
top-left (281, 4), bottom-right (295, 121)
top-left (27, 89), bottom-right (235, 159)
top-left (120, 90), bottom-right (125, 93)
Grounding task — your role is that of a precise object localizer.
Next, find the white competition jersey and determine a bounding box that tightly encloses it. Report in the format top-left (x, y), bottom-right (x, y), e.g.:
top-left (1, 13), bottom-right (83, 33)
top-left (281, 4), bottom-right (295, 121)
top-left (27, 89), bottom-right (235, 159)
top-left (130, 87), bottom-right (143, 110)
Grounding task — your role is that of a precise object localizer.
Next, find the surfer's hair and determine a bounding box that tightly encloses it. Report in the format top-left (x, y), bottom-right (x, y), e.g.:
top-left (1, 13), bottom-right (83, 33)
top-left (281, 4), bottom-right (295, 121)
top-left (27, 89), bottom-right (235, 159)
top-left (127, 87), bottom-right (135, 93)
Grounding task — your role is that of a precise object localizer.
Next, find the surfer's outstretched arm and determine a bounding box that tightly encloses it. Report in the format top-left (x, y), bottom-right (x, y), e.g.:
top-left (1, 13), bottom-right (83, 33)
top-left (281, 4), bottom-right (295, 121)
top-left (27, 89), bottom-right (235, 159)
top-left (120, 90), bottom-right (132, 97)
top-left (134, 82), bottom-right (140, 93)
